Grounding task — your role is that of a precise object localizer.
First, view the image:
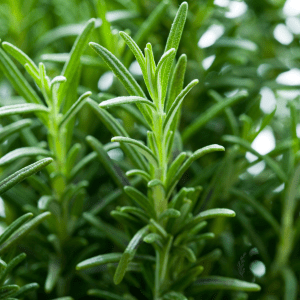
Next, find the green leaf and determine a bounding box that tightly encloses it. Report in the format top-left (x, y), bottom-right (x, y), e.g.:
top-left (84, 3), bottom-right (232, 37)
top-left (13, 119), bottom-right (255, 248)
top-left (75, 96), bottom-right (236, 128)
top-left (144, 44), bottom-right (156, 101)
top-left (0, 119), bottom-right (32, 141)
top-left (147, 131), bottom-right (158, 157)
top-left (160, 1), bottom-right (188, 105)
top-left (111, 136), bottom-right (158, 168)
top-left (123, 0), bottom-right (169, 66)
top-left (187, 209), bottom-right (235, 230)
top-left (190, 276), bottom-right (261, 292)
top-left (0, 158), bottom-right (53, 195)
top-left (10, 283), bottom-right (39, 298)
top-left (114, 225), bottom-right (149, 284)
top-left (163, 80), bottom-right (199, 135)
top-left (0, 212), bottom-right (51, 254)
top-left (165, 130), bottom-right (174, 159)
top-left (86, 136), bottom-right (129, 188)
top-left (100, 96), bottom-right (156, 110)
top-left (58, 19), bottom-right (95, 109)
top-left (0, 147), bottom-right (52, 166)
top-left (143, 233), bottom-right (162, 244)
top-left (95, 0), bottom-right (113, 52)
top-left (0, 214), bottom-right (33, 245)
top-left (0, 48), bottom-right (43, 105)
top-left (167, 145), bottom-right (225, 197)
top-left (164, 2), bottom-right (188, 54)
top-left (120, 206), bottom-right (149, 223)
top-left (125, 169), bottom-right (151, 182)
top-left (166, 152), bottom-right (186, 184)
top-left (0, 253), bottom-right (26, 285)
top-left (148, 180), bottom-right (164, 190)
top-left (0, 285), bottom-right (19, 299)
top-left (149, 219), bottom-right (168, 238)
top-left (65, 143), bottom-right (81, 175)
top-left (87, 99), bottom-right (148, 171)
top-left (39, 62), bottom-right (51, 105)
top-left (89, 42), bottom-right (152, 126)
top-left (59, 91), bottom-right (91, 128)
top-left (156, 49), bottom-right (175, 81)
top-left (2, 42), bottom-right (39, 80)
top-left (155, 48), bottom-right (176, 105)
top-left (0, 103), bottom-right (48, 117)
top-left (166, 54), bottom-right (187, 112)
top-left (76, 253), bottom-right (122, 270)
top-left (45, 256), bottom-right (62, 293)
top-left (119, 31), bottom-right (146, 74)
top-left (50, 75), bottom-right (67, 87)
top-left (182, 91), bottom-right (248, 142)
top-left (124, 186), bottom-right (156, 218)
top-left (159, 208), bottom-right (181, 220)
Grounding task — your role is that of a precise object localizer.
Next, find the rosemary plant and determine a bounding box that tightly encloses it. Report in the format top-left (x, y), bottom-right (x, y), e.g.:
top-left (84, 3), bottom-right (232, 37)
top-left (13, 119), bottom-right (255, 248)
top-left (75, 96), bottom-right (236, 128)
top-left (78, 3), bottom-right (261, 299)
top-left (0, 19), bottom-right (98, 297)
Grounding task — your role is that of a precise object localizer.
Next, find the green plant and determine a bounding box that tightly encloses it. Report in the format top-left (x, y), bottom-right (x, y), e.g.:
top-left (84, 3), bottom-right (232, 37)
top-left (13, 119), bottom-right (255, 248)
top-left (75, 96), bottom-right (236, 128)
top-left (0, 19), bottom-right (102, 298)
top-left (77, 3), bottom-right (261, 299)
top-left (1, 0), bottom-right (300, 299)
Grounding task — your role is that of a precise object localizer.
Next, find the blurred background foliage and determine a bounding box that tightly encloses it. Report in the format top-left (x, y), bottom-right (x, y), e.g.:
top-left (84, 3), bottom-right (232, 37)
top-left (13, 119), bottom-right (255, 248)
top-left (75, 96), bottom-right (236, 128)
top-left (0, 0), bottom-right (300, 299)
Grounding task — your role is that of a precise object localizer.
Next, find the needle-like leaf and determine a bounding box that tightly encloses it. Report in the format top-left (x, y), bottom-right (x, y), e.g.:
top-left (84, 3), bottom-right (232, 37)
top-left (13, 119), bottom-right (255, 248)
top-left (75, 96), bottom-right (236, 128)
top-left (59, 91), bottom-right (91, 128)
top-left (190, 276), bottom-right (261, 292)
top-left (100, 96), bottom-right (156, 110)
top-left (166, 145), bottom-right (225, 197)
top-left (58, 19), bottom-right (95, 109)
top-left (2, 42), bottom-right (39, 79)
top-left (0, 103), bottom-right (48, 117)
top-left (163, 80), bottom-right (199, 135)
top-left (0, 158), bottom-right (53, 195)
top-left (0, 212), bottom-right (51, 254)
top-left (89, 42), bottom-right (152, 126)
top-left (76, 253), bottom-right (122, 270)
top-left (0, 119), bottom-right (32, 141)
top-left (0, 147), bottom-right (52, 166)
top-left (114, 226), bottom-right (149, 284)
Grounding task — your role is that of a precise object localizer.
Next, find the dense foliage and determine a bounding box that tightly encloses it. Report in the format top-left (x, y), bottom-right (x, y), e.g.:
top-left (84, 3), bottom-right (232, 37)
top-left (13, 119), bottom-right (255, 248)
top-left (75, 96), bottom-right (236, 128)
top-left (0, 0), bottom-right (299, 299)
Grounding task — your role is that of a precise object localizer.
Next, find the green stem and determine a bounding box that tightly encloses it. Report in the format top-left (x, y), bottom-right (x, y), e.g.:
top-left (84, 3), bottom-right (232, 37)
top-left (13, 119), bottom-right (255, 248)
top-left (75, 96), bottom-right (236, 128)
top-left (47, 102), bottom-right (69, 243)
